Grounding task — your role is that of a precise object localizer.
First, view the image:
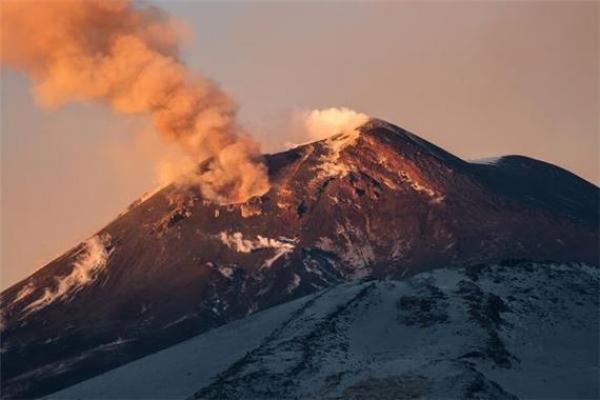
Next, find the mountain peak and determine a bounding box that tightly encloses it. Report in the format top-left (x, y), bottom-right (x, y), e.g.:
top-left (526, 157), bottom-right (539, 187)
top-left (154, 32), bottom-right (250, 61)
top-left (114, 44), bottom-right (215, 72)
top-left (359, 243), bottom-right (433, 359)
top-left (2, 118), bottom-right (598, 399)
top-left (268, 118), bottom-right (465, 186)
top-left (263, 119), bottom-right (461, 210)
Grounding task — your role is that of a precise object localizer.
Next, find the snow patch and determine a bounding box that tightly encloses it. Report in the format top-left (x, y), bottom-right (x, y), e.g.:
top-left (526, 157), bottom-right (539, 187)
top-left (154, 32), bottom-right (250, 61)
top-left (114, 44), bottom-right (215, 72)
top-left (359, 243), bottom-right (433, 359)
top-left (570, 263), bottom-right (599, 280)
top-left (44, 337), bottom-right (61, 345)
top-left (24, 234), bottom-right (113, 314)
top-left (471, 157), bottom-right (502, 165)
top-left (397, 171), bottom-right (437, 198)
top-left (317, 225), bottom-right (374, 277)
top-left (219, 232), bottom-right (296, 268)
top-left (409, 179), bottom-right (436, 197)
top-left (164, 314), bottom-right (193, 329)
top-left (286, 274), bottom-right (302, 294)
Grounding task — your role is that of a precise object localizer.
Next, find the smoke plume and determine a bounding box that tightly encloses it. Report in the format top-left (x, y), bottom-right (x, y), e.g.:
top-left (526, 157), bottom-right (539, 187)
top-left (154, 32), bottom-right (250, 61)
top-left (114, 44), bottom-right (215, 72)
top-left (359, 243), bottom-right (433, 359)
top-left (0, 0), bottom-right (269, 203)
top-left (302, 107), bottom-right (369, 141)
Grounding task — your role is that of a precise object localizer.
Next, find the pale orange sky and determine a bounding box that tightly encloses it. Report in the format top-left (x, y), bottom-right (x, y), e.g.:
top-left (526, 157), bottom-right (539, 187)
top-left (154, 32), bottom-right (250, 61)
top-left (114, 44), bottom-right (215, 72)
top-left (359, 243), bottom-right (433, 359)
top-left (1, 1), bottom-right (598, 289)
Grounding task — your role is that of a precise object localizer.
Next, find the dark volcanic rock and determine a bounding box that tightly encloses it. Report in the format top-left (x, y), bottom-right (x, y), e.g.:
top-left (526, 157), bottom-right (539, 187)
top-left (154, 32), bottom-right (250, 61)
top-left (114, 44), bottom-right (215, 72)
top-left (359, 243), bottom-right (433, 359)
top-left (1, 119), bottom-right (598, 398)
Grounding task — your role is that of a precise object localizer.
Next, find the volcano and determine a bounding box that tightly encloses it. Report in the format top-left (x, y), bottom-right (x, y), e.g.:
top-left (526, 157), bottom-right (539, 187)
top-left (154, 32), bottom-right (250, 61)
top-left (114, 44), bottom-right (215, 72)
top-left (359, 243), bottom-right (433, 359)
top-left (1, 119), bottom-right (598, 398)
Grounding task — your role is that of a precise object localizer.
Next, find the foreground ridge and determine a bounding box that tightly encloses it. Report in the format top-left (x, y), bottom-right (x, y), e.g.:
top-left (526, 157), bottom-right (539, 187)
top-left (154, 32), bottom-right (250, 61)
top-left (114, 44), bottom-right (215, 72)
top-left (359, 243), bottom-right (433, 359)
top-left (50, 261), bottom-right (599, 400)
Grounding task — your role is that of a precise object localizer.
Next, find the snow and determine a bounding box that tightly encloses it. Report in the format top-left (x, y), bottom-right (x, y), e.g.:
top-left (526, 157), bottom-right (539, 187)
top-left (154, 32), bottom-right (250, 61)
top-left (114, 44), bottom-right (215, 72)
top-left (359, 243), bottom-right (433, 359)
top-left (46, 262), bottom-right (599, 399)
top-left (24, 234), bottom-right (113, 314)
top-left (332, 223), bottom-right (375, 276)
top-left (218, 232), bottom-right (296, 268)
top-left (471, 157), bottom-right (503, 166)
top-left (286, 273), bottom-right (302, 294)
top-left (198, 262), bottom-right (598, 399)
top-left (48, 294), bottom-right (317, 400)
top-left (406, 177), bottom-right (436, 197)
top-left (163, 315), bottom-right (193, 329)
top-left (396, 171), bottom-right (441, 199)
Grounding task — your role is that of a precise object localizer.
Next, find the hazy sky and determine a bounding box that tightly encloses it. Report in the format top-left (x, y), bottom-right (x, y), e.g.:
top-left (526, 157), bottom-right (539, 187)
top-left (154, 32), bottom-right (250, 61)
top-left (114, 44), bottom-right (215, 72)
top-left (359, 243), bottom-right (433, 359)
top-left (1, 1), bottom-right (598, 289)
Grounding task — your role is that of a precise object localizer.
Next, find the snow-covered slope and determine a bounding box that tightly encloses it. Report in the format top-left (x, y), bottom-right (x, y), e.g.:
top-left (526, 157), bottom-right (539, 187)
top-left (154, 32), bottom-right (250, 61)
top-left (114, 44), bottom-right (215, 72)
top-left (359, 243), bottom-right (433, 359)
top-left (50, 261), bottom-right (599, 400)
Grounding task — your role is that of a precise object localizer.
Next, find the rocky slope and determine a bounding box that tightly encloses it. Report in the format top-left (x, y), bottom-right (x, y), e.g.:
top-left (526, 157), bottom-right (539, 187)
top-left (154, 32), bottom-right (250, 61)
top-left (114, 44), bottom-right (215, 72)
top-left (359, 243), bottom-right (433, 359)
top-left (1, 119), bottom-right (598, 398)
top-left (50, 261), bottom-right (599, 399)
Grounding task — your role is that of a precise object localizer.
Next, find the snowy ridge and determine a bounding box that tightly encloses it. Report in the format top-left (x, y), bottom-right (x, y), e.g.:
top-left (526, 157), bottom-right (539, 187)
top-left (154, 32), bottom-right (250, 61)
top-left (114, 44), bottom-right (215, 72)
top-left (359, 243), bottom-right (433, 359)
top-left (23, 234), bottom-right (113, 314)
top-left (49, 261), bottom-right (599, 400)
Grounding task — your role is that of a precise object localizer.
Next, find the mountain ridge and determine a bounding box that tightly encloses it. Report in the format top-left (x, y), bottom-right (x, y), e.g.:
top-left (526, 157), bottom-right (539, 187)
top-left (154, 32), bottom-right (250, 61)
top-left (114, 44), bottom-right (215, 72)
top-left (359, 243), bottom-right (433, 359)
top-left (1, 119), bottom-right (598, 398)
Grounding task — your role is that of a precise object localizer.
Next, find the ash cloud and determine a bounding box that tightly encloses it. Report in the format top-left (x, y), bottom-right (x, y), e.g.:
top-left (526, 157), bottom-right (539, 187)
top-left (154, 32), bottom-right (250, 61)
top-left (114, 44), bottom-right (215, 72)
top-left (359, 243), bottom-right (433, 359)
top-left (1, 0), bottom-right (269, 203)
